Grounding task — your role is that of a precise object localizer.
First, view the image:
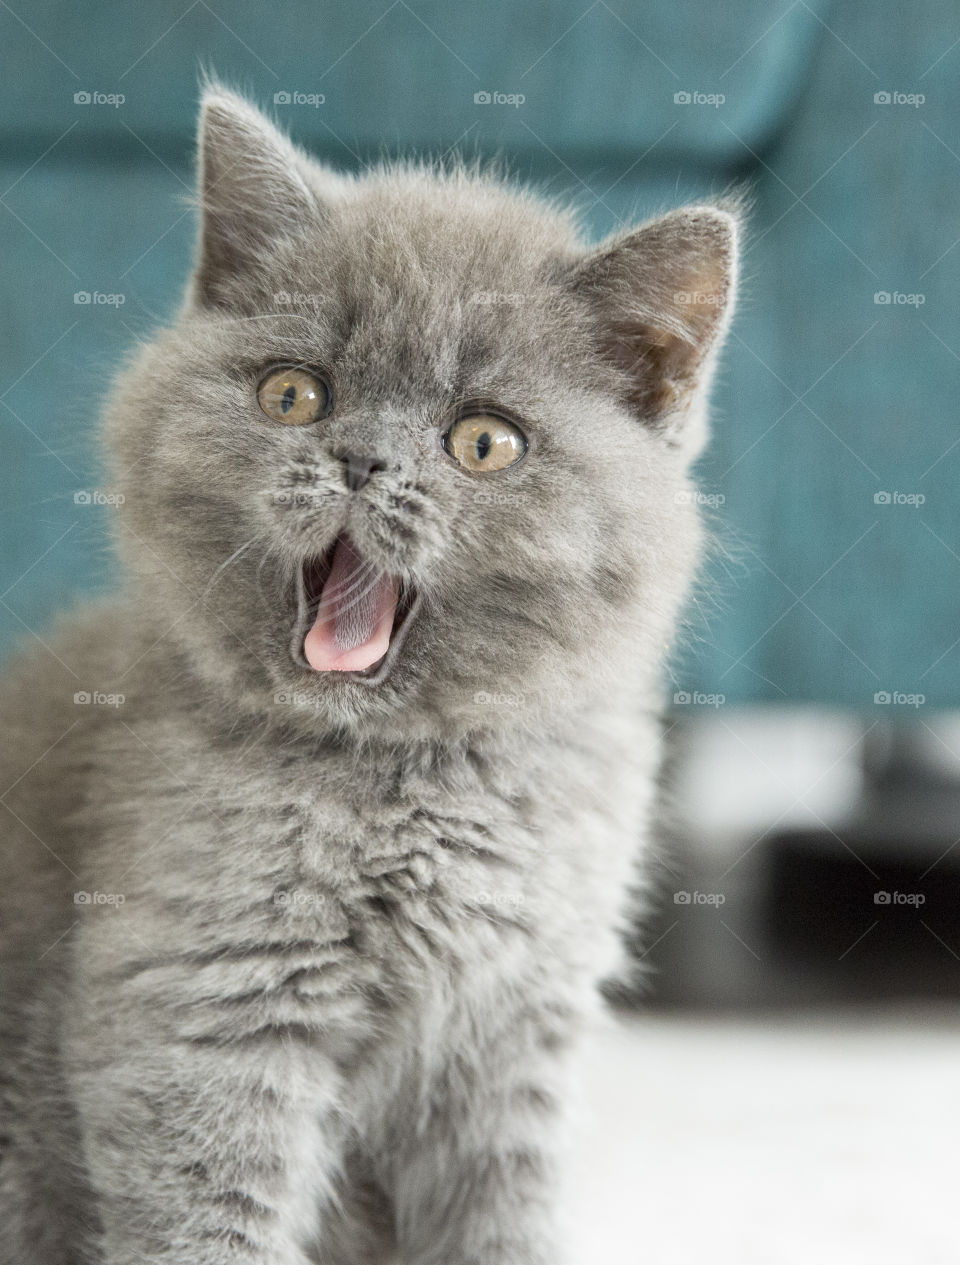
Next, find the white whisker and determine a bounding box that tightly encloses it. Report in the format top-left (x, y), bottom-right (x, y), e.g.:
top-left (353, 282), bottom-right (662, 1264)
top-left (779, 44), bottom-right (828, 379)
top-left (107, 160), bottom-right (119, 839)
top-left (315, 559), bottom-right (383, 617)
top-left (200, 536), bottom-right (263, 601)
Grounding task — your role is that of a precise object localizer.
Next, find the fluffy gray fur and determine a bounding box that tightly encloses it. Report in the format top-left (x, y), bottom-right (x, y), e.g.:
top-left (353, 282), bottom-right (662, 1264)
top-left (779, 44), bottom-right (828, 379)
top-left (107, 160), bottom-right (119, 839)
top-left (0, 88), bottom-right (738, 1264)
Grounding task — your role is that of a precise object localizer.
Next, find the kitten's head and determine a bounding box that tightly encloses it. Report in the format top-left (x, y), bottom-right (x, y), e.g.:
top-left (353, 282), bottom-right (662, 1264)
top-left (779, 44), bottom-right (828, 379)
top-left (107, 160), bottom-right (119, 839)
top-left (106, 89), bottom-right (738, 741)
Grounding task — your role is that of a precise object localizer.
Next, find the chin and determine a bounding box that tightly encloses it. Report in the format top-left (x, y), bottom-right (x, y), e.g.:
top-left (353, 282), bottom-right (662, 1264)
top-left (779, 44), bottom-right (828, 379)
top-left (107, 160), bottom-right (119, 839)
top-left (256, 624), bottom-right (429, 741)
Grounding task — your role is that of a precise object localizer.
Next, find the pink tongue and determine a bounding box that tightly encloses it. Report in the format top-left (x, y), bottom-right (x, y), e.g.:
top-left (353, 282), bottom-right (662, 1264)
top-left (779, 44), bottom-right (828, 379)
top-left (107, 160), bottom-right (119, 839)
top-left (303, 537), bottom-right (399, 673)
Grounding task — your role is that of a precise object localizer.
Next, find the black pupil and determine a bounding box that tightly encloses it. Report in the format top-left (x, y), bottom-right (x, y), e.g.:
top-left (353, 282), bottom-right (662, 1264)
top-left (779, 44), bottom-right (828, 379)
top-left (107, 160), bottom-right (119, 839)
top-left (475, 431), bottom-right (492, 461)
top-left (280, 384), bottom-right (298, 414)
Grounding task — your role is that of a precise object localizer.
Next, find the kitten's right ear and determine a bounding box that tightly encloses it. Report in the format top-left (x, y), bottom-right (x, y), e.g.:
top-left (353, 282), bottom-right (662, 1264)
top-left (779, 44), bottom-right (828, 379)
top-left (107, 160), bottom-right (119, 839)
top-left (192, 88), bottom-right (325, 309)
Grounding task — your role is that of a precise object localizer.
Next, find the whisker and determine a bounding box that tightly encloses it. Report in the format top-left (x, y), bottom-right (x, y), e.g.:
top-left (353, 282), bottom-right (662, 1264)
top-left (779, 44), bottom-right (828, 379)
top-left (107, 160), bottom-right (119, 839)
top-left (200, 535), bottom-right (263, 600)
top-left (207, 313), bottom-right (319, 325)
top-left (314, 559), bottom-right (382, 617)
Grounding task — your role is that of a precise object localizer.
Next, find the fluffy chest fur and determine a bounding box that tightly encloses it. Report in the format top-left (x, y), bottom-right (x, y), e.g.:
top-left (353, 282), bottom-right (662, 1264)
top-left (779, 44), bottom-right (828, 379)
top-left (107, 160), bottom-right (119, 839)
top-left (67, 688), bottom-right (653, 1066)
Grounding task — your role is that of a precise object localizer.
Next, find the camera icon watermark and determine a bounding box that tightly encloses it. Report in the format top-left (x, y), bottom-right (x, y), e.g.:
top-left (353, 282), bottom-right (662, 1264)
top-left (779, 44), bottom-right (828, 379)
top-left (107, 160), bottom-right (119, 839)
top-left (675, 290), bottom-right (723, 306)
top-left (273, 90), bottom-right (325, 108)
top-left (272, 289), bottom-right (323, 310)
top-left (273, 690), bottom-right (318, 708)
top-left (74, 291), bottom-right (125, 307)
top-left (873, 90), bottom-right (924, 107)
top-left (873, 291), bottom-right (924, 306)
top-left (473, 690), bottom-right (526, 707)
top-left (73, 689), bottom-right (125, 708)
top-left (473, 90), bottom-right (525, 107)
top-left (272, 490), bottom-right (325, 509)
top-left (473, 489), bottom-right (525, 506)
top-left (873, 690), bottom-right (925, 708)
top-left (873, 490), bottom-right (925, 506)
top-left (73, 90), bottom-right (125, 108)
top-left (74, 489), bottom-right (125, 507)
top-left (673, 689), bottom-right (725, 708)
top-left (273, 889), bottom-right (323, 907)
top-left (474, 889), bottom-right (526, 909)
top-left (674, 489), bottom-right (725, 508)
top-left (471, 289), bottom-right (525, 307)
top-left (673, 90), bottom-right (725, 107)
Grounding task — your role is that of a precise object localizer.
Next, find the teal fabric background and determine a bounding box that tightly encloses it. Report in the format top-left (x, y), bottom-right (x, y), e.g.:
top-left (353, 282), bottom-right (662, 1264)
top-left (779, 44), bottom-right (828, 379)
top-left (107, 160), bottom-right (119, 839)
top-left (2, 0), bottom-right (958, 707)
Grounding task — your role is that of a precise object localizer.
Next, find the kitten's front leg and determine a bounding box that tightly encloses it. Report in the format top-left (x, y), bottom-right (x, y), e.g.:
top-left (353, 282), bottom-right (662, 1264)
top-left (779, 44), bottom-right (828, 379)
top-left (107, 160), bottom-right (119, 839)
top-left (66, 987), bottom-right (345, 1265)
top-left (393, 1001), bottom-right (579, 1265)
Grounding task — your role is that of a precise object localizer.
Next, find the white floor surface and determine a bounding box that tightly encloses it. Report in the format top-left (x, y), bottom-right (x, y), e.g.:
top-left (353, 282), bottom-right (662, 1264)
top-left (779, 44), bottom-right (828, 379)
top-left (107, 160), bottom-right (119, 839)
top-left (565, 1008), bottom-right (960, 1265)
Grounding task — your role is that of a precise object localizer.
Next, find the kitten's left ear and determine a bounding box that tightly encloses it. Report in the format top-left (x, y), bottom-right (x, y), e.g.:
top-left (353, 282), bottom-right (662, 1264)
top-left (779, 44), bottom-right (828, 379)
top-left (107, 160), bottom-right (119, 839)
top-left (192, 88), bottom-right (331, 309)
top-left (569, 205), bottom-right (739, 453)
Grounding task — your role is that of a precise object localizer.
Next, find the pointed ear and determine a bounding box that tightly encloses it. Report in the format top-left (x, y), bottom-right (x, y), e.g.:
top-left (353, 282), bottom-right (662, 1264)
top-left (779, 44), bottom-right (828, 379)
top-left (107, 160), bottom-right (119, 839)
top-left (192, 88), bottom-right (325, 309)
top-left (570, 206), bottom-right (739, 447)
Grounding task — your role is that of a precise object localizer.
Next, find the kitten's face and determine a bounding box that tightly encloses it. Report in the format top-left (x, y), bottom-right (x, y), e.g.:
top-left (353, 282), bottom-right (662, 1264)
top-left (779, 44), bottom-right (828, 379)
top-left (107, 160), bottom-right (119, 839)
top-left (106, 92), bottom-right (737, 740)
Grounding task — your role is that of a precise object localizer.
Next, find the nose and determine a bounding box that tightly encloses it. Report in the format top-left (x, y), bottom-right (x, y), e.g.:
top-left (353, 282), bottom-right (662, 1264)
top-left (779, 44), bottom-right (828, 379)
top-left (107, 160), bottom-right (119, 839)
top-left (336, 451), bottom-right (387, 492)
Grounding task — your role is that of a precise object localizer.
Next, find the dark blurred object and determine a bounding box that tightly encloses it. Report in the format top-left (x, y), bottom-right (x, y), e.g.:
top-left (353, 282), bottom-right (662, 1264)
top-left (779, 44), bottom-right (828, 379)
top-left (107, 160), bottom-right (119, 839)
top-left (626, 716), bottom-right (960, 1011)
top-left (765, 722), bottom-right (960, 1002)
top-left (766, 829), bottom-right (960, 1001)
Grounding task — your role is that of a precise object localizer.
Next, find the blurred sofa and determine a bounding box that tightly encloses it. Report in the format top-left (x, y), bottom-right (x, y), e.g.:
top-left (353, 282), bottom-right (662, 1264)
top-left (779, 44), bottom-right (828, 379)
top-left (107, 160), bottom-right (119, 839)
top-left (2, 0), bottom-right (957, 706)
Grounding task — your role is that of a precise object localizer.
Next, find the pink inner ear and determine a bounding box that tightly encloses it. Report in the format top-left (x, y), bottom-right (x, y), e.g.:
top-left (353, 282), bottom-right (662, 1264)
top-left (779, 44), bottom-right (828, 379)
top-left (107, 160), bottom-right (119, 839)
top-left (604, 313), bottom-right (707, 421)
top-left (572, 207), bottom-right (738, 423)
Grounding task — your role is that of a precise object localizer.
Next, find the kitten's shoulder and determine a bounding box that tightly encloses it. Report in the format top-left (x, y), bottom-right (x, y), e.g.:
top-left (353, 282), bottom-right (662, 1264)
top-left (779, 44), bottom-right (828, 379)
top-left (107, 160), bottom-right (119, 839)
top-left (0, 598), bottom-right (148, 788)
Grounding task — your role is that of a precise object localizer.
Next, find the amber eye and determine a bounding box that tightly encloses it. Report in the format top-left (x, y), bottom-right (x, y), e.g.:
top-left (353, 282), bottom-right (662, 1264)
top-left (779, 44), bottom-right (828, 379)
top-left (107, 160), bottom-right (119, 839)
top-left (257, 367), bottom-right (331, 425)
top-left (443, 413), bottom-right (527, 473)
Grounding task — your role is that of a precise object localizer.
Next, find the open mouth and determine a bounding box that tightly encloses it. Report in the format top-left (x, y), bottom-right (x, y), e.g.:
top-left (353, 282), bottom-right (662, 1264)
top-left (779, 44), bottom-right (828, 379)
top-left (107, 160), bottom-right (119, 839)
top-left (291, 534), bottom-right (419, 685)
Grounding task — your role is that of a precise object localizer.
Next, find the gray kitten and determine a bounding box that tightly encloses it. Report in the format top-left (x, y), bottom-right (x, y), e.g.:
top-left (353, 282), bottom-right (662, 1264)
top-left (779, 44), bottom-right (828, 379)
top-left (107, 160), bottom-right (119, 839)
top-left (0, 89), bottom-right (737, 1265)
